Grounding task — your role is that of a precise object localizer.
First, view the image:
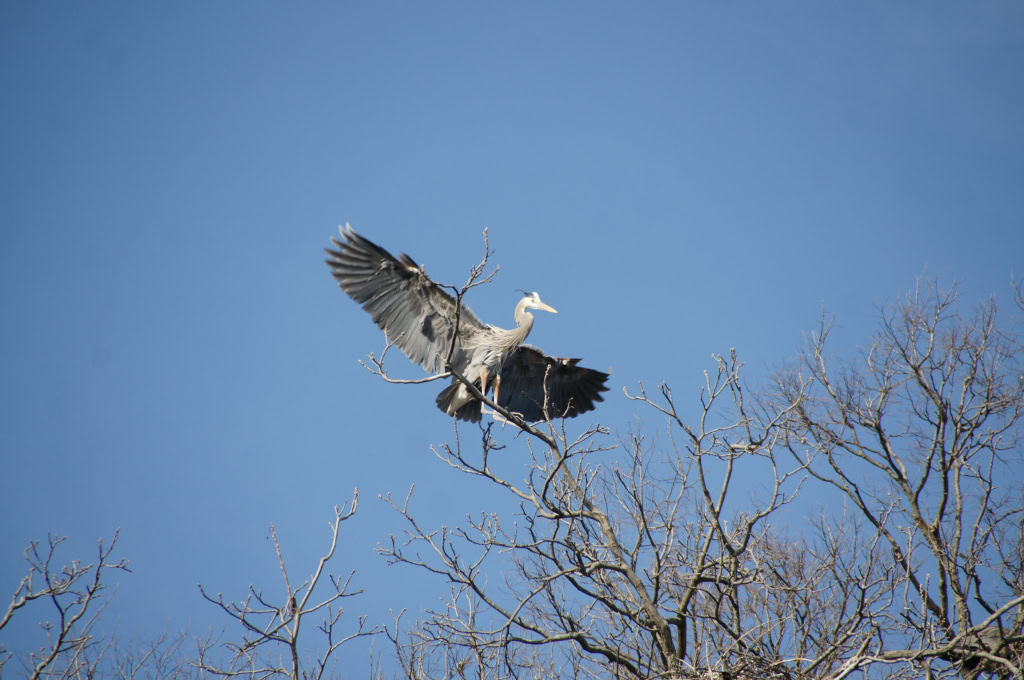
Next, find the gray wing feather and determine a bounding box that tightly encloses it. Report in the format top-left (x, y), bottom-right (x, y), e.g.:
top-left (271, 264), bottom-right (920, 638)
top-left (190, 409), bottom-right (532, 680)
top-left (325, 225), bottom-right (485, 374)
top-left (497, 345), bottom-right (610, 421)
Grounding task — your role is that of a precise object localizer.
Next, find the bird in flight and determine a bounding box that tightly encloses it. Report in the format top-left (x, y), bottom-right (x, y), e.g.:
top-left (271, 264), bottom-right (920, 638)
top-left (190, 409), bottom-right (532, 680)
top-left (325, 225), bottom-right (609, 422)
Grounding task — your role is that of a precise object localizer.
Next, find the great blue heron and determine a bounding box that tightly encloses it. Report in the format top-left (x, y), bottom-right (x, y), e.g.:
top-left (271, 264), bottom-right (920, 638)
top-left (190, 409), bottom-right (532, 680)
top-left (325, 225), bottom-right (609, 422)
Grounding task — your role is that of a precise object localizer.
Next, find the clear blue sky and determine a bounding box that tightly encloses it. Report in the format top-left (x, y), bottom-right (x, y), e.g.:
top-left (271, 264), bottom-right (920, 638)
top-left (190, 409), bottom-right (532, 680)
top-left (2, 1), bottom-right (1022, 671)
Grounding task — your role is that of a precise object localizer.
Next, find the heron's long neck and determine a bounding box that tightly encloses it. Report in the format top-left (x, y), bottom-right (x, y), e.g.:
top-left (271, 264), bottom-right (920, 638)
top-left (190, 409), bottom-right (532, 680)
top-left (512, 308), bottom-right (534, 344)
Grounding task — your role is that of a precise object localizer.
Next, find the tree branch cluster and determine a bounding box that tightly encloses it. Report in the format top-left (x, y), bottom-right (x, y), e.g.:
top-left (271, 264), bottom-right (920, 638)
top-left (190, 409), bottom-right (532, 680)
top-left (5, 272), bottom-right (1022, 680)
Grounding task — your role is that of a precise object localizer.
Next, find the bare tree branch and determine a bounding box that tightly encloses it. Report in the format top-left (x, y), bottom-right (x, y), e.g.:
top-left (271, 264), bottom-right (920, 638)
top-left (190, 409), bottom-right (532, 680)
top-left (0, 531), bottom-right (130, 680)
top-left (195, 490), bottom-right (380, 679)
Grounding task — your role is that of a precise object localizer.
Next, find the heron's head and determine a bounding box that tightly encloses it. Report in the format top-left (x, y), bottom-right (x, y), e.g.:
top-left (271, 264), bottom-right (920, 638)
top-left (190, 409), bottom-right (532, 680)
top-left (517, 290), bottom-right (558, 314)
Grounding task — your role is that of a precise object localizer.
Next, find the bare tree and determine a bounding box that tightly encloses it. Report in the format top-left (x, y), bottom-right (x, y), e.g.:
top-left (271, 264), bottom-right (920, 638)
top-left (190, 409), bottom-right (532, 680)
top-left (378, 351), bottom-right (911, 679)
top-left (0, 531), bottom-right (130, 679)
top-left (3, 497), bottom-right (379, 679)
top-left (6, 260), bottom-right (1021, 680)
top-left (0, 530), bottom-right (208, 679)
top-left (195, 489), bottom-right (380, 679)
top-left (775, 280), bottom-right (1024, 679)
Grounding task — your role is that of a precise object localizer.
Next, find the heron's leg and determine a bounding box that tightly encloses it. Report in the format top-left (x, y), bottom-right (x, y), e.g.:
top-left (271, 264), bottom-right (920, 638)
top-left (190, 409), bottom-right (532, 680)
top-left (490, 376), bottom-right (524, 426)
top-left (479, 366), bottom-right (490, 414)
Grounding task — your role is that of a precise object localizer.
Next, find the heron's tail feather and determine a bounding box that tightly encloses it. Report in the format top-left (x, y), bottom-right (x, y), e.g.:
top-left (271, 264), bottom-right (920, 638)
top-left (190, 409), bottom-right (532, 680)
top-left (436, 381), bottom-right (483, 423)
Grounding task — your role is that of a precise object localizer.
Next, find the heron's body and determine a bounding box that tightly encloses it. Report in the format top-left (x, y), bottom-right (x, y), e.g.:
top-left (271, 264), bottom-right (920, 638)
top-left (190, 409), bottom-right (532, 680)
top-left (325, 225), bottom-right (609, 422)
top-left (437, 295), bottom-right (547, 417)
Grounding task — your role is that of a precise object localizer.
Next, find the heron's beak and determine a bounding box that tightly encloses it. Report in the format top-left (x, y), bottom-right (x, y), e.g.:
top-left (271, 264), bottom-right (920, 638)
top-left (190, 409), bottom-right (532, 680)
top-left (537, 302), bottom-right (558, 314)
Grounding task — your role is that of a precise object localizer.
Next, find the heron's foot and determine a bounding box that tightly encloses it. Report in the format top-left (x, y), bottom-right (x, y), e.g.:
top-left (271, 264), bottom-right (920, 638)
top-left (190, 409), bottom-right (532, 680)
top-left (482, 407), bottom-right (510, 425)
top-left (491, 410), bottom-right (525, 428)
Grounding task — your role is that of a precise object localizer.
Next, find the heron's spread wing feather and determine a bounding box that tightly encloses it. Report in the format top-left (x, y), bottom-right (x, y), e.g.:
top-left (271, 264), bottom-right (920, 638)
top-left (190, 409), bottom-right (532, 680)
top-left (325, 225), bottom-right (485, 374)
top-left (497, 345), bottom-right (610, 421)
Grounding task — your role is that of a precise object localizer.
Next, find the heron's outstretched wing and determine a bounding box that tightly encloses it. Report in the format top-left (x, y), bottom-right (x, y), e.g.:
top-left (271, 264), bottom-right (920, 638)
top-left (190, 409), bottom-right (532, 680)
top-left (325, 225), bottom-right (485, 374)
top-left (497, 345), bottom-right (610, 421)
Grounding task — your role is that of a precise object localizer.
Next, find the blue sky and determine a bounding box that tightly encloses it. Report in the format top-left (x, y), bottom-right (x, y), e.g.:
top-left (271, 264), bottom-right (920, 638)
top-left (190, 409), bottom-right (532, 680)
top-left (2, 1), bottom-right (1022, 672)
